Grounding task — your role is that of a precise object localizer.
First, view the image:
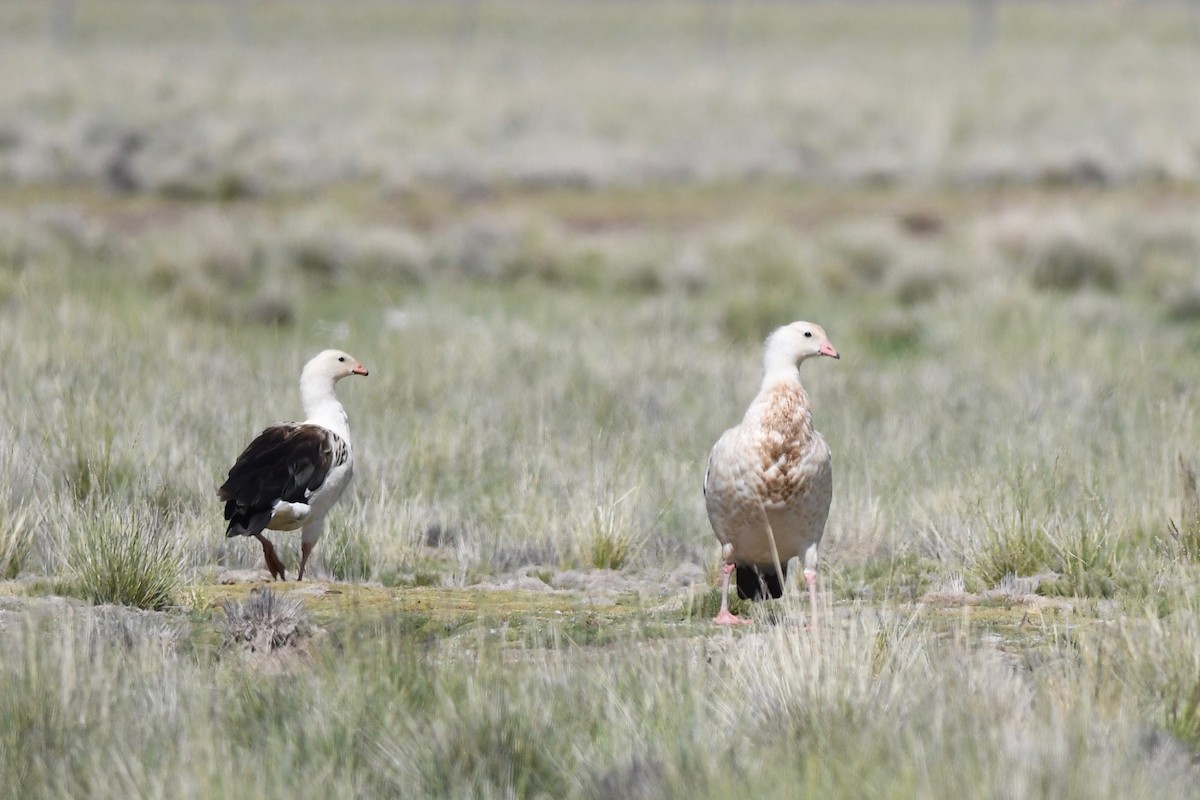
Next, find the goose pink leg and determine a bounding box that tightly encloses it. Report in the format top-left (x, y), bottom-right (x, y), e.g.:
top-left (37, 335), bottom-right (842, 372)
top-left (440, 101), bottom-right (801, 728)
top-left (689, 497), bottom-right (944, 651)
top-left (805, 567), bottom-right (819, 630)
top-left (714, 563), bottom-right (751, 625)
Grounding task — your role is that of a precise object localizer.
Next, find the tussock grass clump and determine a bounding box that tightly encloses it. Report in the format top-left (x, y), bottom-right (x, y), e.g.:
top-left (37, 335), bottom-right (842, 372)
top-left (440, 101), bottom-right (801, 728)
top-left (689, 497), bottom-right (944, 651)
top-left (891, 263), bottom-right (958, 306)
top-left (584, 490), bottom-right (642, 571)
top-left (589, 530), bottom-right (637, 571)
top-left (221, 588), bottom-right (313, 653)
top-left (436, 213), bottom-right (571, 284)
top-left (821, 220), bottom-right (904, 292)
top-left (139, 214), bottom-right (262, 293)
top-left (1163, 679), bottom-right (1200, 758)
top-left (1029, 233), bottom-right (1120, 293)
top-left (68, 503), bottom-right (180, 611)
top-left (585, 755), bottom-right (670, 800)
top-left (157, 166), bottom-right (260, 202)
top-left (860, 309), bottom-right (924, 357)
top-left (0, 609), bottom-right (185, 797)
top-left (1162, 280), bottom-right (1200, 322)
top-left (0, 212), bottom-right (63, 273)
top-left (703, 226), bottom-right (804, 290)
top-left (684, 586), bottom-right (750, 620)
top-left (29, 206), bottom-right (126, 264)
top-left (1171, 456), bottom-right (1200, 562)
top-left (965, 481), bottom-right (1123, 599)
top-left (986, 210), bottom-right (1122, 293)
top-left (1107, 607), bottom-right (1200, 761)
top-left (282, 226), bottom-right (348, 286)
top-left (1041, 522), bottom-right (1120, 598)
top-left (135, 214), bottom-right (305, 325)
top-left (62, 441), bottom-right (137, 504)
top-left (378, 667), bottom-right (587, 798)
top-left (344, 226), bottom-right (430, 285)
top-left (317, 524), bottom-right (375, 583)
top-left (417, 688), bottom-right (569, 798)
top-left (242, 289), bottom-right (297, 326)
top-left (721, 288), bottom-right (807, 342)
top-left (831, 553), bottom-right (940, 602)
top-left (969, 522), bottom-right (1058, 591)
top-left (435, 213), bottom-right (622, 291)
top-left (0, 503), bottom-right (33, 580)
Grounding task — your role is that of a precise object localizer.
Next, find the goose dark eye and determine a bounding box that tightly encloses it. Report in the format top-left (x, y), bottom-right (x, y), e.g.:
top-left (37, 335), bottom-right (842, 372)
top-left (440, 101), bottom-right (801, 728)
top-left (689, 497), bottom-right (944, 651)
top-left (803, 331), bottom-right (812, 338)
top-left (337, 356), bottom-right (346, 362)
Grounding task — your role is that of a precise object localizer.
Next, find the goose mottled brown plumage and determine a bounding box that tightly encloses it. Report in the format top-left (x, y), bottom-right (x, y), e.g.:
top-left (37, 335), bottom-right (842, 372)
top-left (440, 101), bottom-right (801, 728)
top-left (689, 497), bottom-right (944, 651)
top-left (704, 321), bottom-right (839, 625)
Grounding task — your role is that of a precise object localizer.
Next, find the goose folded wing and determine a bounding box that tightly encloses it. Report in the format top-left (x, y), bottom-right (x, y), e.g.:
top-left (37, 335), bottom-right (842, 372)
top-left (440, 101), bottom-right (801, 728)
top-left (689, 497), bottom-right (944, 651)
top-left (219, 424), bottom-right (339, 519)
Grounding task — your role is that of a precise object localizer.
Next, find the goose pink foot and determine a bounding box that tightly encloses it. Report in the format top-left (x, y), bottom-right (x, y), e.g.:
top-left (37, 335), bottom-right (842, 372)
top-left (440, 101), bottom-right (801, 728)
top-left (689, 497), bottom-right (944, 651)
top-left (714, 608), bottom-right (751, 625)
top-left (713, 562), bottom-right (751, 625)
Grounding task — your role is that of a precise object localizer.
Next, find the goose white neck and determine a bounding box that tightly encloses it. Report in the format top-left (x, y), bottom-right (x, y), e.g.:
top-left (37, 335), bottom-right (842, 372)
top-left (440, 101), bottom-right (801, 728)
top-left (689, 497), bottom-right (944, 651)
top-left (761, 351), bottom-right (804, 391)
top-left (300, 374), bottom-right (351, 443)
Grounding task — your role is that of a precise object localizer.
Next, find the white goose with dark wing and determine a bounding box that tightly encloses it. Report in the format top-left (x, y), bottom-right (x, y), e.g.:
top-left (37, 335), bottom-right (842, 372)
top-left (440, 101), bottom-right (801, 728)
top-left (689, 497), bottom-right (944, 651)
top-left (219, 349), bottom-right (369, 581)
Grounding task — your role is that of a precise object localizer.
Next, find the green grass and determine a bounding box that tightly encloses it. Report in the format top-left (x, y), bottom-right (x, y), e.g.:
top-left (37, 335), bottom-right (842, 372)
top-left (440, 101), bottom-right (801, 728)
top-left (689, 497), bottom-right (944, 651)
top-left (66, 501), bottom-right (181, 611)
top-left (0, 503), bottom-right (33, 580)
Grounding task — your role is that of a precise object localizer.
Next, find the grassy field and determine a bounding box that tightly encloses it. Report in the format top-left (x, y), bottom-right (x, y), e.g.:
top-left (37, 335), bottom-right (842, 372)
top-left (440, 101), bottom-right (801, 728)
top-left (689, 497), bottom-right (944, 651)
top-left (3, 1), bottom-right (1200, 797)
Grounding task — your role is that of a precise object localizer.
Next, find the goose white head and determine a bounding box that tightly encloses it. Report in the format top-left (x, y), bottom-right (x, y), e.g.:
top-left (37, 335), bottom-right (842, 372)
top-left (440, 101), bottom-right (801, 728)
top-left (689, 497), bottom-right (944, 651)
top-left (301, 349), bottom-right (370, 385)
top-left (762, 321), bottom-right (839, 384)
top-left (299, 349), bottom-right (369, 432)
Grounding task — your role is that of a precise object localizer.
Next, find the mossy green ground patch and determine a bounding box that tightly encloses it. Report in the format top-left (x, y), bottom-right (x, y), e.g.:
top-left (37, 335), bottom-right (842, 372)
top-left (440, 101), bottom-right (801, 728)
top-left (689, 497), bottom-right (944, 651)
top-left (168, 578), bottom-right (1100, 656)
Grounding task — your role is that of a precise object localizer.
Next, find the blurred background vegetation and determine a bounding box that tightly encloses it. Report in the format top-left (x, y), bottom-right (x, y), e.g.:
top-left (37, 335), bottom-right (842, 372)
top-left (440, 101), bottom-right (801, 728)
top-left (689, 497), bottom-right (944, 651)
top-left (4, 3), bottom-right (1200, 796)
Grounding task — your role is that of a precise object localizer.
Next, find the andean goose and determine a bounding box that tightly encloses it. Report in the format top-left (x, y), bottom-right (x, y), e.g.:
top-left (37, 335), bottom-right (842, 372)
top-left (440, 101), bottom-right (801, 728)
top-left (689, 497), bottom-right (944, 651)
top-left (704, 321), bottom-right (839, 625)
top-left (219, 349), bottom-right (369, 581)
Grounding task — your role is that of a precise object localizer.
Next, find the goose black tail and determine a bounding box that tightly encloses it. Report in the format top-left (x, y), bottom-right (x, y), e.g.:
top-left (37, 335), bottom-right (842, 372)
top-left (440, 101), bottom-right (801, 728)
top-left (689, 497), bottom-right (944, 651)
top-left (735, 563), bottom-right (788, 601)
top-left (224, 508), bottom-right (273, 539)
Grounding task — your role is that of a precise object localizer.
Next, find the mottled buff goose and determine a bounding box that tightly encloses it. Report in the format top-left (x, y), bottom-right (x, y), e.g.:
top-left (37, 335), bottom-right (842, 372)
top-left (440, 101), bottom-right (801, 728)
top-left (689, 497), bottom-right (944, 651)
top-left (704, 322), bottom-right (839, 625)
top-left (219, 349), bottom-right (369, 581)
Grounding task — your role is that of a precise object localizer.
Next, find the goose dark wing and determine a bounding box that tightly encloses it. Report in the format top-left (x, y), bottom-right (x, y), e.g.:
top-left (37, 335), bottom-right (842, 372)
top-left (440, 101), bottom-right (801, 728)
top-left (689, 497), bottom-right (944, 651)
top-left (217, 423), bottom-right (340, 537)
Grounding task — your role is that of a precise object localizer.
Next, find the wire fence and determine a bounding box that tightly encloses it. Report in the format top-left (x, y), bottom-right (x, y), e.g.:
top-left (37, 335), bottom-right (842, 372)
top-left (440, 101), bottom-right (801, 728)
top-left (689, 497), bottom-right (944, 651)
top-left (27, 0), bottom-right (1200, 53)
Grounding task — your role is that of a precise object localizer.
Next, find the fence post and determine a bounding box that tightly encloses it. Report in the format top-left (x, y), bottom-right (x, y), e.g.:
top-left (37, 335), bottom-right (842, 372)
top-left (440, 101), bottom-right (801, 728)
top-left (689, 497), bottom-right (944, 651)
top-left (456, 0), bottom-right (480, 45)
top-left (228, 0), bottom-right (250, 42)
top-left (702, 0), bottom-right (733, 56)
top-left (50, 0), bottom-right (75, 44)
top-left (970, 0), bottom-right (997, 56)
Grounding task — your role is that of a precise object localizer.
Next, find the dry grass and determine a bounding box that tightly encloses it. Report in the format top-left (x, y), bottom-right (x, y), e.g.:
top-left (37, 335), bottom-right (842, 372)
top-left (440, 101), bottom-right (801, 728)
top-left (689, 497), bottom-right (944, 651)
top-left (221, 588), bottom-right (314, 653)
top-left (0, 504), bottom-right (33, 580)
top-left (1, 2), bottom-right (1200, 797)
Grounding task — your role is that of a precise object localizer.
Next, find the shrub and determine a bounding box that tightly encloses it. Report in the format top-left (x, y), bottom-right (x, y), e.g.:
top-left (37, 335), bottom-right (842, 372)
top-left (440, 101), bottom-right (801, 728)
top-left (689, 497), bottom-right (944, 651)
top-left (704, 227), bottom-right (804, 290)
top-left (721, 288), bottom-right (806, 342)
top-left (1163, 280), bottom-right (1200, 322)
top-left (221, 588), bottom-right (314, 653)
top-left (892, 264), bottom-right (957, 306)
top-left (861, 309), bottom-right (924, 357)
top-left (1029, 233), bottom-right (1120, 292)
top-left (344, 226), bottom-right (430, 285)
top-left (821, 219), bottom-right (904, 291)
